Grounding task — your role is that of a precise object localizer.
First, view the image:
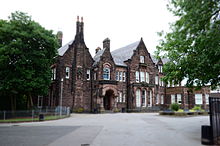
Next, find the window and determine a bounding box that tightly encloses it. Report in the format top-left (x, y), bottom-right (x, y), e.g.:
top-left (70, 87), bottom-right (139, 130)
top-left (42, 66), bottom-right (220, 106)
top-left (135, 71), bottom-right (140, 82)
top-left (171, 94), bottom-right (175, 104)
top-left (156, 94), bottom-right (159, 104)
top-left (94, 73), bottom-right (97, 80)
top-left (140, 72), bottom-right (145, 82)
top-left (146, 72), bottom-right (149, 83)
top-left (116, 71), bottom-right (119, 81)
top-left (195, 94), bottom-right (203, 105)
top-left (155, 76), bottom-right (159, 85)
top-left (205, 94), bottom-right (209, 105)
top-left (161, 95), bottom-right (164, 104)
top-left (103, 67), bottom-right (110, 80)
top-left (177, 94), bottom-right (182, 104)
top-left (159, 78), bottom-right (162, 86)
top-left (65, 67), bottom-right (70, 79)
top-left (136, 89), bottom-right (141, 107)
top-left (141, 90), bottom-right (146, 107)
top-left (149, 90), bottom-right (152, 107)
top-left (86, 69), bottom-right (90, 80)
top-left (119, 92), bottom-right (122, 102)
top-left (119, 72), bottom-right (122, 81)
top-left (123, 72), bottom-right (126, 82)
top-left (158, 65), bottom-right (163, 73)
top-left (51, 68), bottom-right (56, 80)
top-left (123, 94), bottom-right (126, 102)
top-left (140, 56), bottom-right (145, 63)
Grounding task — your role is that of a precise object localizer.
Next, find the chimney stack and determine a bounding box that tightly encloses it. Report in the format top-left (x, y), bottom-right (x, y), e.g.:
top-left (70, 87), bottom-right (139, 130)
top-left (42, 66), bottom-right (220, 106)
top-left (103, 38), bottom-right (110, 51)
top-left (56, 31), bottom-right (63, 47)
top-left (95, 47), bottom-right (101, 54)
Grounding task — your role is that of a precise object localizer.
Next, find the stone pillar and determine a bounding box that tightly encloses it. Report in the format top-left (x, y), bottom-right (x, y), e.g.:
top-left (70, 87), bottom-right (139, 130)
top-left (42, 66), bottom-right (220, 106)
top-left (100, 97), bottom-right (105, 112)
top-left (113, 96), bottom-right (118, 112)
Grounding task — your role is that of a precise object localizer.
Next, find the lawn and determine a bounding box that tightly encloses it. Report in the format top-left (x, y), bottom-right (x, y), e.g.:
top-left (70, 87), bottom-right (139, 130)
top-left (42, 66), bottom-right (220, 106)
top-left (0, 115), bottom-right (69, 123)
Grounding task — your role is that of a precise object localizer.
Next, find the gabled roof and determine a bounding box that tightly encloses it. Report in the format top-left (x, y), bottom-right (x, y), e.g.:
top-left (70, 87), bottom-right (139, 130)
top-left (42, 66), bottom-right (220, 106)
top-left (111, 41), bottom-right (140, 66)
top-left (58, 40), bottom-right (74, 56)
top-left (93, 48), bottom-right (106, 66)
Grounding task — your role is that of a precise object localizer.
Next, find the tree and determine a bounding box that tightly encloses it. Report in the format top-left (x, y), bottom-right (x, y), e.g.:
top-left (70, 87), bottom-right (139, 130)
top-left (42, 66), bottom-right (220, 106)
top-left (0, 11), bottom-right (58, 110)
top-left (156, 0), bottom-right (220, 89)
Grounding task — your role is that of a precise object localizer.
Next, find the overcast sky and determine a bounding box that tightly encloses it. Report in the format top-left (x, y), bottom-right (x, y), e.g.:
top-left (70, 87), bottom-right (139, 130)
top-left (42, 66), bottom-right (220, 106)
top-left (0, 0), bottom-right (175, 56)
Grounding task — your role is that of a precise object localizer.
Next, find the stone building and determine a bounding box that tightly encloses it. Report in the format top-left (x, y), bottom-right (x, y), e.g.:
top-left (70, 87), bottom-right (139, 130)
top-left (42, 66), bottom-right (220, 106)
top-left (47, 17), bottom-right (210, 112)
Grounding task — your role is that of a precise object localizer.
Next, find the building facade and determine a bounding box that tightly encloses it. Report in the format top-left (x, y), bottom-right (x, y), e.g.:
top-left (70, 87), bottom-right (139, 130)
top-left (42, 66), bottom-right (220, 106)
top-left (47, 17), bottom-right (210, 112)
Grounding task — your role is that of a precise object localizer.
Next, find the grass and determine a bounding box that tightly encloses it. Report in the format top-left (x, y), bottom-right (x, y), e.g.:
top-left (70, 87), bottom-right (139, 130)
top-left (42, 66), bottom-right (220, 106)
top-left (0, 115), bottom-right (69, 123)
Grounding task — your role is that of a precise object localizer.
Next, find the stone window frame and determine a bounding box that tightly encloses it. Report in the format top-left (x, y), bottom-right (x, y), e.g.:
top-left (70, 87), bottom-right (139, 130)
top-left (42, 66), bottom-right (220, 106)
top-left (135, 71), bottom-right (140, 83)
top-left (122, 72), bottom-right (126, 82)
top-left (146, 72), bottom-right (149, 83)
top-left (177, 94), bottom-right (182, 104)
top-left (156, 94), bottom-right (159, 104)
top-left (86, 69), bottom-right (90, 80)
top-left (140, 71), bottom-right (145, 82)
top-left (136, 89), bottom-right (141, 107)
top-left (155, 76), bottom-right (159, 85)
top-left (195, 94), bottom-right (203, 105)
top-left (161, 95), bottom-right (164, 104)
top-left (140, 56), bottom-right (145, 63)
top-left (141, 90), bottom-right (146, 107)
top-left (51, 68), bottom-right (56, 80)
top-left (205, 94), bottom-right (209, 105)
top-left (171, 94), bottom-right (175, 104)
top-left (65, 67), bottom-right (70, 79)
top-left (103, 63), bottom-right (111, 80)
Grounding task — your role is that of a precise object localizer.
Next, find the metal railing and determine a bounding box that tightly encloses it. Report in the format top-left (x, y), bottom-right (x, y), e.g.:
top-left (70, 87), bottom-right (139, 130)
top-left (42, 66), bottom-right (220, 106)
top-left (209, 97), bottom-right (220, 145)
top-left (0, 106), bottom-right (70, 121)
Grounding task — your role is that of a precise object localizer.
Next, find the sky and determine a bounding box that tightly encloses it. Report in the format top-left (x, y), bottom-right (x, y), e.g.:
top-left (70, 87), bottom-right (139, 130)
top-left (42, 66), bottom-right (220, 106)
top-left (0, 0), bottom-right (176, 57)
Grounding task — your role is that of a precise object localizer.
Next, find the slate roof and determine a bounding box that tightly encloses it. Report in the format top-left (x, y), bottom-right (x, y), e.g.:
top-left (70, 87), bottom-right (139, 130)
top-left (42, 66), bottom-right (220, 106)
top-left (93, 48), bottom-right (106, 66)
top-left (58, 40), bottom-right (74, 56)
top-left (111, 41), bottom-right (140, 66)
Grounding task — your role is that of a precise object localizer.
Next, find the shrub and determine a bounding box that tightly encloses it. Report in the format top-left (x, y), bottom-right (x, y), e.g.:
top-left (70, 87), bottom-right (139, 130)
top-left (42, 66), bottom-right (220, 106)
top-left (76, 107), bottom-right (84, 113)
top-left (192, 105), bottom-right (202, 111)
top-left (170, 103), bottom-right (180, 111)
top-left (177, 109), bottom-right (184, 112)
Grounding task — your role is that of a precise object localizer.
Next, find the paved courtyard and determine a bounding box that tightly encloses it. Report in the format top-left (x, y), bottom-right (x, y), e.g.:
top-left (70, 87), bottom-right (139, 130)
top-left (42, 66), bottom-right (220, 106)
top-left (0, 113), bottom-right (209, 146)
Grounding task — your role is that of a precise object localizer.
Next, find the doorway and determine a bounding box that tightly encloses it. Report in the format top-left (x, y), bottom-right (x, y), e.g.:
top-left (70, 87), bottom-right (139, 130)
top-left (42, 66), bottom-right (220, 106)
top-left (104, 90), bottom-right (114, 110)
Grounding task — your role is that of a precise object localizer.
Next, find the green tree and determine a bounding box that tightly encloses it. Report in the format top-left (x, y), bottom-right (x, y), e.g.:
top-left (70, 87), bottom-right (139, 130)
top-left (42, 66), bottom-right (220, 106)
top-left (0, 11), bottom-right (58, 110)
top-left (156, 0), bottom-right (220, 88)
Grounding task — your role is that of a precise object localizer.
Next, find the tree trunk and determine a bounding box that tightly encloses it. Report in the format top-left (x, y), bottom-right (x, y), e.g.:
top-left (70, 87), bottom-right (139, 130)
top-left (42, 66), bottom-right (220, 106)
top-left (10, 95), bottom-right (16, 112)
top-left (27, 94), bottom-right (33, 109)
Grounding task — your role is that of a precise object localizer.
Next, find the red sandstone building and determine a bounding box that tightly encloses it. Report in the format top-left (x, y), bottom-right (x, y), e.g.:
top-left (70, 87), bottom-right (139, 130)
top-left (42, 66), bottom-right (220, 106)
top-left (48, 17), bottom-right (210, 112)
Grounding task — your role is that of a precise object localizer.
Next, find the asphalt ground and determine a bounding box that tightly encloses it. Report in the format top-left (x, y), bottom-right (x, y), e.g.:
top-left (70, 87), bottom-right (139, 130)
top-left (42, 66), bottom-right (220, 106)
top-left (0, 113), bottom-right (210, 146)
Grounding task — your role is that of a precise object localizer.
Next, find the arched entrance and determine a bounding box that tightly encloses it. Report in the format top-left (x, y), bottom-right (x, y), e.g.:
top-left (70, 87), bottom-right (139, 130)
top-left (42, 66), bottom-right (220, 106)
top-left (104, 90), bottom-right (114, 110)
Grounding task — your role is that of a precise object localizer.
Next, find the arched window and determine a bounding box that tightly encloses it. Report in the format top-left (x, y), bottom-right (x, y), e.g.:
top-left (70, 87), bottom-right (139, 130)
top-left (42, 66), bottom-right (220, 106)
top-left (136, 89), bottom-right (141, 107)
top-left (103, 67), bottom-right (110, 80)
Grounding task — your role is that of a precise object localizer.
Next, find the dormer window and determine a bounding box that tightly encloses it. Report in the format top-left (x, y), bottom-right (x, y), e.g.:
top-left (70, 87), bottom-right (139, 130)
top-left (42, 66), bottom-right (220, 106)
top-left (140, 56), bottom-right (145, 63)
top-left (103, 67), bottom-right (110, 80)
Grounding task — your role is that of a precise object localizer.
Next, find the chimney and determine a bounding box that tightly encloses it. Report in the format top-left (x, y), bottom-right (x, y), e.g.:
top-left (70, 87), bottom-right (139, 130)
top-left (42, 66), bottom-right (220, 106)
top-left (103, 38), bottom-right (110, 51)
top-left (95, 47), bottom-right (101, 54)
top-left (75, 16), bottom-right (84, 42)
top-left (56, 31), bottom-right (63, 47)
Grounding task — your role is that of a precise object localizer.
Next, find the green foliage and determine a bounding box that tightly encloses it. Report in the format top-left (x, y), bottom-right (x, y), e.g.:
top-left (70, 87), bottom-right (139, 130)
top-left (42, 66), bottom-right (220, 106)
top-left (0, 11), bottom-right (58, 110)
top-left (75, 107), bottom-right (84, 113)
top-left (192, 105), bottom-right (202, 111)
top-left (156, 0), bottom-right (220, 89)
top-left (177, 109), bottom-right (184, 112)
top-left (170, 103), bottom-right (180, 111)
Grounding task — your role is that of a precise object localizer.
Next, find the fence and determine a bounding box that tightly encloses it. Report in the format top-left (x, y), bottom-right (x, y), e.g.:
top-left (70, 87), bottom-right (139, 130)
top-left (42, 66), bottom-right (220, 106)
top-left (209, 97), bottom-right (220, 145)
top-left (0, 106), bottom-right (70, 121)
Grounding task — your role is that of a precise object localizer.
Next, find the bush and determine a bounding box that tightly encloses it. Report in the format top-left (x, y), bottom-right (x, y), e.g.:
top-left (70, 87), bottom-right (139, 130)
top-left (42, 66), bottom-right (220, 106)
top-left (177, 109), bottom-right (184, 112)
top-left (170, 103), bottom-right (180, 111)
top-left (192, 105), bottom-right (202, 111)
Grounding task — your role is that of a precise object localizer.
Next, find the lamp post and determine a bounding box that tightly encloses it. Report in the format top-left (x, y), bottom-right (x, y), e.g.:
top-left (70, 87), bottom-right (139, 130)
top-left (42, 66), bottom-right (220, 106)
top-left (60, 78), bottom-right (64, 117)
